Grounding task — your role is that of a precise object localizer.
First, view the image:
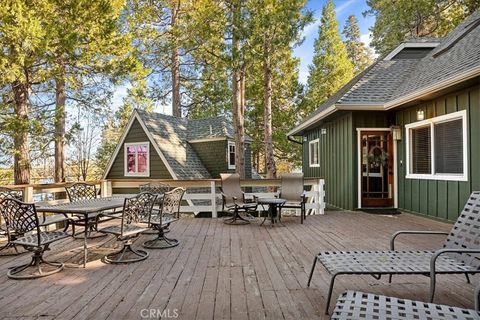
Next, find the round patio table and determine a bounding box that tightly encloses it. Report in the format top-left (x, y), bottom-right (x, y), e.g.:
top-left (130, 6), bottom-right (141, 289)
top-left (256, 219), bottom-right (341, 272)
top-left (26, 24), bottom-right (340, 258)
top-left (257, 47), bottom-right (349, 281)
top-left (258, 198), bottom-right (286, 227)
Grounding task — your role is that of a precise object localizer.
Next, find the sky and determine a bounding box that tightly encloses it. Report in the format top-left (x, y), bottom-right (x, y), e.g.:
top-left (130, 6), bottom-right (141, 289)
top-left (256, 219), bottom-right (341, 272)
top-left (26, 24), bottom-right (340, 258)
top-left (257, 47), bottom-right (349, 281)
top-left (294, 0), bottom-right (376, 84)
top-left (111, 0), bottom-right (376, 113)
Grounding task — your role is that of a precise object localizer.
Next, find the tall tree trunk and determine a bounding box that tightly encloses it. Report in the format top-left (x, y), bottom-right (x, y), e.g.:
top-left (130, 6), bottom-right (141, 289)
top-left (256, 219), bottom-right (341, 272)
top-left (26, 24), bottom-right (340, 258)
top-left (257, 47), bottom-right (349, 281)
top-left (263, 40), bottom-right (276, 179)
top-left (171, 1), bottom-right (181, 117)
top-left (54, 66), bottom-right (66, 183)
top-left (232, 0), bottom-right (245, 178)
top-left (12, 80), bottom-right (30, 185)
top-left (232, 67), bottom-right (246, 178)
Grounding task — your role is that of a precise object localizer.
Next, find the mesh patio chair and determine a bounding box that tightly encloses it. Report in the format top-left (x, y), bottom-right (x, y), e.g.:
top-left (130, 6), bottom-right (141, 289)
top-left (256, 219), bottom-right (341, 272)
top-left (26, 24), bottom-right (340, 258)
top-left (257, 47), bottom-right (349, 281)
top-left (278, 173), bottom-right (307, 224)
top-left (98, 192), bottom-right (156, 264)
top-left (0, 198), bottom-right (70, 279)
top-left (308, 191), bottom-right (480, 315)
top-left (331, 288), bottom-right (480, 320)
top-left (143, 187), bottom-right (185, 249)
top-left (221, 173), bottom-right (257, 225)
top-left (65, 182), bottom-right (105, 239)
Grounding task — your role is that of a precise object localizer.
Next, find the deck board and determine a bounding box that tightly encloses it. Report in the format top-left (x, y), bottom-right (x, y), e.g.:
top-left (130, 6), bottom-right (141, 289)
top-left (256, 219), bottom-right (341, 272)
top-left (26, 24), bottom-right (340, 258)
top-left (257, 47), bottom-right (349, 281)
top-left (0, 211), bottom-right (477, 319)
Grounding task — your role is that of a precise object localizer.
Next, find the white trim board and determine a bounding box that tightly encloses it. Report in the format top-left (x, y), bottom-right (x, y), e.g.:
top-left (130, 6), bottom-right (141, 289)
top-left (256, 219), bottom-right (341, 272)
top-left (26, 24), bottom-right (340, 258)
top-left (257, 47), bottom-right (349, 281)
top-left (405, 110), bottom-right (468, 181)
top-left (356, 128), bottom-right (397, 209)
top-left (308, 138), bottom-right (320, 167)
top-left (124, 141), bottom-right (150, 177)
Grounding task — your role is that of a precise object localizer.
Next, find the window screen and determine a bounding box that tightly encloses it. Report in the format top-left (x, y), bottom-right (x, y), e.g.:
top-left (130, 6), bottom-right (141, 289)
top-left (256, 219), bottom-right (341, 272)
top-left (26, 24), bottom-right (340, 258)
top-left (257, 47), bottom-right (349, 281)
top-left (434, 119), bottom-right (463, 174)
top-left (411, 126), bottom-right (431, 174)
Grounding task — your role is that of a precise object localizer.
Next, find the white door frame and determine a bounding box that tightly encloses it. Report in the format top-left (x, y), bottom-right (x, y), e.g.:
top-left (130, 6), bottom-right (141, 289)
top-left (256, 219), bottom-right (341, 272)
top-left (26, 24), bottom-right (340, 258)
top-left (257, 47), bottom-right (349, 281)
top-left (356, 128), bottom-right (398, 209)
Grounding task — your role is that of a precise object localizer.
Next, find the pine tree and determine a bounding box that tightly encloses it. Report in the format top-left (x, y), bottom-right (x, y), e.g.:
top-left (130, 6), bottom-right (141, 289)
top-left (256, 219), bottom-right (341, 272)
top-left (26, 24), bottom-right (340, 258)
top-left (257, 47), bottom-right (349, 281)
top-left (247, 0), bottom-right (312, 178)
top-left (343, 15), bottom-right (374, 75)
top-left (304, 0), bottom-right (353, 114)
top-left (365, 0), bottom-right (480, 56)
top-left (0, 0), bottom-right (54, 184)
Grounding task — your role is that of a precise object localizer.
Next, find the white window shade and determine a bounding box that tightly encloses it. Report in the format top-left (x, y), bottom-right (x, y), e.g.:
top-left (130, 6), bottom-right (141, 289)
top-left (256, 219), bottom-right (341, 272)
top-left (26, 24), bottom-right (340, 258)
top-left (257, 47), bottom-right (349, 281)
top-left (434, 119), bottom-right (463, 174)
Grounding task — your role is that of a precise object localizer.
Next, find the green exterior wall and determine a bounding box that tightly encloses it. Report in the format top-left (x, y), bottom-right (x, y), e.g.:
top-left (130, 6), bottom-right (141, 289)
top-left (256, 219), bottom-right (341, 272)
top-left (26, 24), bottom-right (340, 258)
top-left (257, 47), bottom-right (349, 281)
top-left (395, 85), bottom-right (480, 221)
top-left (302, 113), bottom-right (355, 210)
top-left (191, 140), bottom-right (253, 178)
top-left (105, 119), bottom-right (172, 180)
top-left (302, 111), bottom-right (389, 210)
top-left (191, 140), bottom-right (231, 178)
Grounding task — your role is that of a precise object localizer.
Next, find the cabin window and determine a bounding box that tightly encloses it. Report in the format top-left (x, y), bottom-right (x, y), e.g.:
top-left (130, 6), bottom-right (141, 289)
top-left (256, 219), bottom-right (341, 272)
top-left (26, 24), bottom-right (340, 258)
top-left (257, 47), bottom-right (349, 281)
top-left (124, 142), bottom-right (150, 177)
top-left (406, 110), bottom-right (467, 181)
top-left (228, 141), bottom-right (236, 169)
top-left (309, 139), bottom-right (320, 167)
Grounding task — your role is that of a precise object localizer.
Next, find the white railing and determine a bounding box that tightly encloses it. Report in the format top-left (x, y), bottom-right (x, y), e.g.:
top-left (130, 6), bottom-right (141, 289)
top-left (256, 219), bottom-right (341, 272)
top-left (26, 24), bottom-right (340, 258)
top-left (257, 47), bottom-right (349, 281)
top-left (4, 178), bottom-right (326, 218)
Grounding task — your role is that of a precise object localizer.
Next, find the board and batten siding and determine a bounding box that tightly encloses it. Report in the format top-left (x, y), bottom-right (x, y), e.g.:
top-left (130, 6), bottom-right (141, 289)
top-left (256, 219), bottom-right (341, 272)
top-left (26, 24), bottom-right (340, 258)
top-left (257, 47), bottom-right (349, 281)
top-left (105, 119), bottom-right (172, 180)
top-left (303, 113), bottom-right (354, 210)
top-left (190, 140), bottom-right (231, 178)
top-left (396, 85), bottom-right (480, 221)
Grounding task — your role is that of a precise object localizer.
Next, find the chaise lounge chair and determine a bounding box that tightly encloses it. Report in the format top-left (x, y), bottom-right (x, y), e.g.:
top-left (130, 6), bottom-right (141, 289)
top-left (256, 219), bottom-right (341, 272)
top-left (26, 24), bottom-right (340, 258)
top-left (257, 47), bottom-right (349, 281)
top-left (331, 288), bottom-right (480, 320)
top-left (308, 191), bottom-right (480, 315)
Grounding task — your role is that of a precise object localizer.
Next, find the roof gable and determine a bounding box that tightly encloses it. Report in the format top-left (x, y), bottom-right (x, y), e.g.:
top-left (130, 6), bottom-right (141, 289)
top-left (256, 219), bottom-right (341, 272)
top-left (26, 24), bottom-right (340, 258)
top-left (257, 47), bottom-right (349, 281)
top-left (136, 110), bottom-right (212, 179)
top-left (290, 10), bottom-right (480, 135)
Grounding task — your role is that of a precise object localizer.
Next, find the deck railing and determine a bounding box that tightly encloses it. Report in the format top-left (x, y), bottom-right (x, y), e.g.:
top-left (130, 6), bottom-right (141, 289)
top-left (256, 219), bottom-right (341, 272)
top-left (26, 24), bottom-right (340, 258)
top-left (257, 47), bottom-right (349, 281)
top-left (3, 178), bottom-right (325, 218)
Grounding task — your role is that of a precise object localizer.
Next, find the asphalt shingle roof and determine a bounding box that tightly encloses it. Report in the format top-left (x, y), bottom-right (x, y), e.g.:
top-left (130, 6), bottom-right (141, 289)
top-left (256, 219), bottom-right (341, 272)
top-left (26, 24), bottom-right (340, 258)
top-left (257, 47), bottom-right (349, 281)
top-left (137, 110), bottom-right (212, 179)
top-left (294, 10), bottom-right (480, 133)
top-left (136, 110), bottom-right (251, 179)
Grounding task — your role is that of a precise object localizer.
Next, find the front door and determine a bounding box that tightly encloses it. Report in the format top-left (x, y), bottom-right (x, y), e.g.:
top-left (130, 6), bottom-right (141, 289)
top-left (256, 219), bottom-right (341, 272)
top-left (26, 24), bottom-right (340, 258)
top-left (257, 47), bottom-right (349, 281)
top-left (360, 130), bottom-right (394, 207)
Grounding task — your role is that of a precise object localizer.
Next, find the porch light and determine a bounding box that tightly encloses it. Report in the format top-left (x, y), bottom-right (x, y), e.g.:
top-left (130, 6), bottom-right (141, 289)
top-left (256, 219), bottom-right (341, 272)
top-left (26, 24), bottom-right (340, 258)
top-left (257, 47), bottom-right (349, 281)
top-left (391, 126), bottom-right (402, 141)
top-left (321, 128), bottom-right (327, 135)
top-left (417, 110), bottom-right (425, 121)
top-left (303, 136), bottom-right (308, 142)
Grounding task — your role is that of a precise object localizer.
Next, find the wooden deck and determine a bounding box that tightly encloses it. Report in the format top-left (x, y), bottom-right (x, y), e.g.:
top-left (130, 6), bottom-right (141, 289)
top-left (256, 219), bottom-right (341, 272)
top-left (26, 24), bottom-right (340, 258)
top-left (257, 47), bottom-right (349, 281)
top-left (0, 211), bottom-right (476, 319)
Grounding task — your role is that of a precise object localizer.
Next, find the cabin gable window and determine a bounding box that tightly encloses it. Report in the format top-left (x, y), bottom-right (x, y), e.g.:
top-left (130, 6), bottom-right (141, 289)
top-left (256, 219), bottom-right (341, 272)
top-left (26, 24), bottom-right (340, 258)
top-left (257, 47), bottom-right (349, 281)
top-left (228, 141), bottom-right (236, 169)
top-left (309, 139), bottom-right (320, 167)
top-left (124, 142), bottom-right (150, 177)
top-left (406, 110), bottom-right (467, 181)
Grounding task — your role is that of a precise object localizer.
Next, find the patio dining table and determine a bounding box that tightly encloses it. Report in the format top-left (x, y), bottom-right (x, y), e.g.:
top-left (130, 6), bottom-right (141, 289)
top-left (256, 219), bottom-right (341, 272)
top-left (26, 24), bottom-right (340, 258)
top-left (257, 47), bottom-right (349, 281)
top-left (36, 196), bottom-right (129, 268)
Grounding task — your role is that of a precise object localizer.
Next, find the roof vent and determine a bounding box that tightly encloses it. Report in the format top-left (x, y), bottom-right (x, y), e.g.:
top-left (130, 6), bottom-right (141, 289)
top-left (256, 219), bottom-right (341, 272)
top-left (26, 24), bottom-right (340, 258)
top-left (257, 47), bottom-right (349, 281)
top-left (384, 41), bottom-right (440, 61)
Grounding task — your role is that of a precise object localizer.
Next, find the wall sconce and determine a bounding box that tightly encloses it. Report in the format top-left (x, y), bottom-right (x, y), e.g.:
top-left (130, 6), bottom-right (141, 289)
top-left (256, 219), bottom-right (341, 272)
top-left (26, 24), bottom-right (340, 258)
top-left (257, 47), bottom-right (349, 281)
top-left (417, 110), bottom-right (425, 121)
top-left (321, 128), bottom-right (327, 135)
top-left (391, 125), bottom-right (402, 141)
top-left (302, 136), bottom-right (308, 142)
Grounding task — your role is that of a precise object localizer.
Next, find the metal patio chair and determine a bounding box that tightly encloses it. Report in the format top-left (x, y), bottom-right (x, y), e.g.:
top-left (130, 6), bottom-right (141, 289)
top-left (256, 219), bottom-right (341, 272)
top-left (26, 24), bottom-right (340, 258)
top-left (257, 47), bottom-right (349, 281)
top-left (308, 191), bottom-right (480, 315)
top-left (331, 288), bottom-right (480, 320)
top-left (0, 187), bottom-right (24, 254)
top-left (220, 173), bottom-right (257, 225)
top-left (99, 192), bottom-right (156, 264)
top-left (278, 173), bottom-right (307, 224)
top-left (0, 198), bottom-right (70, 279)
top-left (65, 182), bottom-right (105, 239)
top-left (143, 187), bottom-right (185, 249)
top-left (140, 182), bottom-right (170, 234)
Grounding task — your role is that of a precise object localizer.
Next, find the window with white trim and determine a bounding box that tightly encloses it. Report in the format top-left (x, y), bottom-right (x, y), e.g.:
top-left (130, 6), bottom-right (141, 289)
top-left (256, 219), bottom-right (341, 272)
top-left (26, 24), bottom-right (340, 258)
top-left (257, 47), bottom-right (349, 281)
top-left (228, 141), bottom-right (236, 169)
top-left (406, 110), bottom-right (467, 181)
top-left (309, 139), bottom-right (319, 167)
top-left (124, 142), bottom-right (150, 177)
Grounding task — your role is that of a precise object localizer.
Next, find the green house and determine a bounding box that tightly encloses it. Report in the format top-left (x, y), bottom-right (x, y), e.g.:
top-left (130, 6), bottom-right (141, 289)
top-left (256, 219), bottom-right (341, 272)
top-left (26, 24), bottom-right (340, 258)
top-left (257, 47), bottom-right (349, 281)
top-left (289, 12), bottom-right (480, 221)
top-left (103, 109), bottom-right (253, 183)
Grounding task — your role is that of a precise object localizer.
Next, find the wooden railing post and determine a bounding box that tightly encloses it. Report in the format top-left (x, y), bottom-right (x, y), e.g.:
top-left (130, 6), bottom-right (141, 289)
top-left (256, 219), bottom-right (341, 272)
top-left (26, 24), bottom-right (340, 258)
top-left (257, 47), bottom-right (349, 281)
top-left (318, 179), bottom-right (325, 215)
top-left (101, 180), bottom-right (112, 197)
top-left (210, 180), bottom-right (217, 218)
top-left (23, 186), bottom-right (34, 202)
